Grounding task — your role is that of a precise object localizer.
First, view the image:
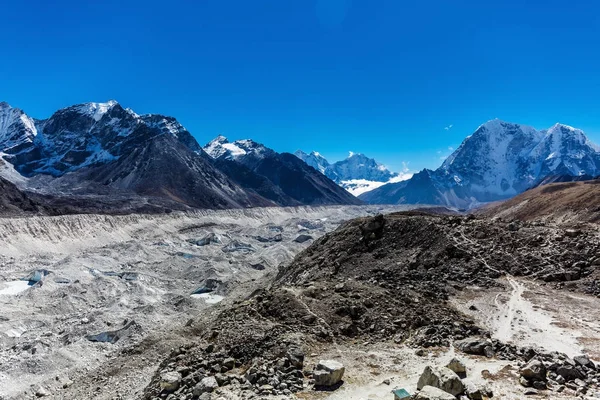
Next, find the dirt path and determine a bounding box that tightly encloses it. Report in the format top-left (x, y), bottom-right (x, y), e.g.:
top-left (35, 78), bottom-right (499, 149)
top-left (453, 277), bottom-right (587, 358)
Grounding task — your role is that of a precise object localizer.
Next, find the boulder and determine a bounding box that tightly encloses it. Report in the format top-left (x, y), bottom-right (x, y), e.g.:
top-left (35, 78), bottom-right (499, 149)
top-left (573, 355), bottom-right (595, 370)
top-left (159, 371), bottom-right (181, 393)
top-left (417, 366), bottom-right (465, 396)
top-left (414, 385), bottom-right (456, 400)
top-left (455, 337), bottom-right (489, 356)
top-left (193, 376), bottom-right (219, 396)
top-left (446, 358), bottom-right (467, 376)
top-left (556, 365), bottom-right (584, 381)
top-left (519, 359), bottom-right (546, 381)
top-left (465, 382), bottom-right (493, 399)
top-left (313, 360), bottom-right (345, 387)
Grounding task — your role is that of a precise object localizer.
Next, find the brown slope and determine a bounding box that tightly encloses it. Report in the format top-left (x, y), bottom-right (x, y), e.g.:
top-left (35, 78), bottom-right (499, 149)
top-left (482, 179), bottom-right (600, 223)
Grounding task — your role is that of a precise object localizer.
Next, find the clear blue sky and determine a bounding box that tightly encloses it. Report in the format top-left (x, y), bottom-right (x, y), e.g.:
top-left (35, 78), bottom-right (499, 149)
top-left (2, 0), bottom-right (600, 172)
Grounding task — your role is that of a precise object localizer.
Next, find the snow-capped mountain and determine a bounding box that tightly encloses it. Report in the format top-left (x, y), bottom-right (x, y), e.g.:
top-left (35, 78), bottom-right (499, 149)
top-left (0, 102), bottom-right (310, 209)
top-left (361, 119), bottom-right (600, 208)
top-left (204, 136), bottom-right (362, 206)
top-left (294, 150), bottom-right (329, 174)
top-left (294, 150), bottom-right (410, 196)
top-left (327, 152), bottom-right (398, 183)
top-left (0, 101), bottom-right (363, 209)
top-left (204, 136), bottom-right (274, 161)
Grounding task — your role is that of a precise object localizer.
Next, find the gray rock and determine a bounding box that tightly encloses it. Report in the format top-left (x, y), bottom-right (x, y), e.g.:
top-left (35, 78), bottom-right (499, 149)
top-left (313, 360), bottom-right (345, 387)
top-left (574, 355), bottom-right (595, 370)
top-left (520, 359), bottom-right (546, 381)
top-left (519, 376), bottom-right (531, 387)
top-left (455, 337), bottom-right (489, 356)
top-left (35, 387), bottom-right (50, 397)
top-left (159, 371), bottom-right (182, 393)
top-left (193, 376), bottom-right (219, 396)
top-left (417, 366), bottom-right (465, 396)
top-left (446, 358), bottom-right (466, 375)
top-left (465, 382), bottom-right (492, 399)
top-left (556, 364), bottom-right (584, 381)
top-left (532, 380), bottom-right (546, 390)
top-left (414, 385), bottom-right (456, 400)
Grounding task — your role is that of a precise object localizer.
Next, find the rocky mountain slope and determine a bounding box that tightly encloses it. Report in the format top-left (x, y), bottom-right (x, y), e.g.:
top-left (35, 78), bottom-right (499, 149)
top-left (361, 119), bottom-right (600, 208)
top-left (0, 175), bottom-right (42, 215)
top-left (143, 211), bottom-right (600, 399)
top-left (0, 101), bottom-right (361, 210)
top-left (483, 178), bottom-right (600, 223)
top-left (204, 136), bottom-right (362, 206)
top-left (295, 150), bottom-right (406, 195)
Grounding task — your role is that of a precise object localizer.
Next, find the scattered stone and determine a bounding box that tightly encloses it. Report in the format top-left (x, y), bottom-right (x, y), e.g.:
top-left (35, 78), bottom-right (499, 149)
top-left (159, 371), bottom-right (181, 393)
top-left (417, 366), bottom-right (465, 396)
top-left (35, 387), bottom-right (50, 397)
top-left (313, 360), bottom-right (345, 387)
top-left (414, 385), bottom-right (456, 400)
top-left (532, 380), bottom-right (547, 390)
top-left (193, 376), bottom-right (218, 396)
top-left (446, 358), bottom-right (467, 377)
top-left (574, 355), bottom-right (595, 370)
top-left (520, 359), bottom-right (547, 381)
top-left (465, 382), bottom-right (493, 399)
top-left (455, 337), bottom-right (489, 356)
top-left (556, 364), bottom-right (584, 381)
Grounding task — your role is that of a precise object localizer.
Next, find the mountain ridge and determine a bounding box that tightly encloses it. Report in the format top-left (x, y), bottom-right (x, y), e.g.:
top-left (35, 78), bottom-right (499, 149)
top-left (0, 101), bottom-right (361, 210)
top-left (361, 119), bottom-right (600, 208)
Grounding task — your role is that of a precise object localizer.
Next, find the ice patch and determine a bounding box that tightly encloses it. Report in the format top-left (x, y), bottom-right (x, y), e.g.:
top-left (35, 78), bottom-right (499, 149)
top-left (0, 280), bottom-right (31, 296)
top-left (191, 293), bottom-right (224, 304)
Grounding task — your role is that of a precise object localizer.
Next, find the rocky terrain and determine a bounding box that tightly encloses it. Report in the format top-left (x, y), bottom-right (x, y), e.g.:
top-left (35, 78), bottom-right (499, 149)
top-left (482, 179), bottom-right (600, 223)
top-left (141, 211), bottom-right (600, 400)
top-left (0, 205), bottom-right (402, 400)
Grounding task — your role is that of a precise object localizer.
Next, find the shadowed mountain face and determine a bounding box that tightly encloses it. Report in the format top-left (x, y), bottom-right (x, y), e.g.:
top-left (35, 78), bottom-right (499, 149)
top-left (0, 175), bottom-right (41, 215)
top-left (204, 136), bottom-right (362, 206)
top-left (0, 101), bottom-right (361, 210)
top-left (361, 120), bottom-right (600, 208)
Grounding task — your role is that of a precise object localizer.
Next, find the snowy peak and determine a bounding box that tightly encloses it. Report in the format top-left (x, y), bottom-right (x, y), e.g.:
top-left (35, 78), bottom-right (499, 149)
top-left (362, 119), bottom-right (600, 208)
top-left (0, 102), bottom-right (38, 155)
top-left (328, 152), bottom-right (398, 183)
top-left (294, 150), bottom-right (330, 173)
top-left (69, 100), bottom-right (120, 122)
top-left (0, 100), bottom-right (202, 177)
top-left (294, 149), bottom-right (407, 195)
top-left (203, 136), bottom-right (273, 161)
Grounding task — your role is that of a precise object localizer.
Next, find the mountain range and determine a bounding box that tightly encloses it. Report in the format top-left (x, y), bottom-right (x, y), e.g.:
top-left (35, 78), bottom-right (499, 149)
top-left (293, 150), bottom-right (409, 196)
top-left (2, 100), bottom-right (599, 213)
top-left (360, 119), bottom-right (600, 208)
top-left (0, 101), bottom-right (360, 213)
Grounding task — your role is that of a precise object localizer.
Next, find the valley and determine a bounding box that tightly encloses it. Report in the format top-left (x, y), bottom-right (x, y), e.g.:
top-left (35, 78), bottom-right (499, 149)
top-left (0, 205), bottom-right (401, 399)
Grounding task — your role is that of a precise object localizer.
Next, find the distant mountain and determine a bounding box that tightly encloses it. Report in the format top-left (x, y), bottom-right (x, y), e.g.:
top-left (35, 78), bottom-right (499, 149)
top-left (204, 137), bottom-right (362, 206)
top-left (294, 150), bottom-right (329, 174)
top-left (0, 101), bottom-right (359, 210)
top-left (360, 119), bottom-right (600, 208)
top-left (294, 150), bottom-right (408, 196)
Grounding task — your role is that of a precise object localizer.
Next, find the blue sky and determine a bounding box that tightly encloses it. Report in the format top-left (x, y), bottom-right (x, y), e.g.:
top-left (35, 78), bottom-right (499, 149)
top-left (2, 0), bottom-right (600, 172)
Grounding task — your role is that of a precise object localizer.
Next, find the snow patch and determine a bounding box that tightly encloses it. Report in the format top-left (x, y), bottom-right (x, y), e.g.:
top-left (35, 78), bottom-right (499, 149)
top-left (0, 280), bottom-right (30, 296)
top-left (191, 293), bottom-right (224, 304)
